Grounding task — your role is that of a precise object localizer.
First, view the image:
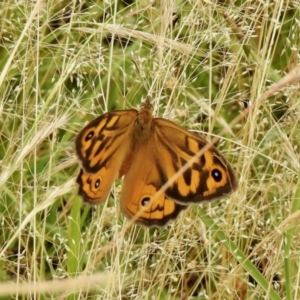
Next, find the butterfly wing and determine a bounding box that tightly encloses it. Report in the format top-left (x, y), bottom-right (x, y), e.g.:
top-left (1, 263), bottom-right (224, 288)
top-left (76, 169), bottom-right (107, 204)
top-left (75, 110), bottom-right (138, 204)
top-left (120, 144), bottom-right (187, 227)
top-left (153, 118), bottom-right (237, 204)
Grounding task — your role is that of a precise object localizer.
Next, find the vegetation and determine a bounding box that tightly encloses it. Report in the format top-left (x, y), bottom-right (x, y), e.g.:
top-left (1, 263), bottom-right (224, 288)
top-left (0, 0), bottom-right (300, 299)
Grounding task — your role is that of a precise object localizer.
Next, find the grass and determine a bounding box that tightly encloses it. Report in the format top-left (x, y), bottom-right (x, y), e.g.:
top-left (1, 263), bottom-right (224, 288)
top-left (0, 0), bottom-right (300, 299)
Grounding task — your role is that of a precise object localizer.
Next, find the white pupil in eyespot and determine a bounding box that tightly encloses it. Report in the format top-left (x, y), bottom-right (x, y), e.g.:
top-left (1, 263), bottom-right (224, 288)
top-left (141, 197), bottom-right (150, 206)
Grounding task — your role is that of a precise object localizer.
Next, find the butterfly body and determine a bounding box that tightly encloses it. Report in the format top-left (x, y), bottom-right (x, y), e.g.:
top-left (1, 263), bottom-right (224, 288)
top-left (75, 100), bottom-right (237, 227)
top-left (132, 100), bottom-right (154, 143)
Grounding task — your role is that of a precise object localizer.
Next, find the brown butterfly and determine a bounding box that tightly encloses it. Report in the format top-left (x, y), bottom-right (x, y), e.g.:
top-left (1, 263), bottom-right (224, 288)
top-left (75, 99), bottom-right (237, 227)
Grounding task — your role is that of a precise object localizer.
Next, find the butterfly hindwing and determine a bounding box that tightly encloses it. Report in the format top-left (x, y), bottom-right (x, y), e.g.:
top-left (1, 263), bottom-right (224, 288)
top-left (120, 143), bottom-right (187, 227)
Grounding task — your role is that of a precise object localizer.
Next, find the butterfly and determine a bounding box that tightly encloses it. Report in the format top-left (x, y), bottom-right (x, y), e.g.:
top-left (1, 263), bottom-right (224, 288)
top-left (75, 99), bottom-right (237, 227)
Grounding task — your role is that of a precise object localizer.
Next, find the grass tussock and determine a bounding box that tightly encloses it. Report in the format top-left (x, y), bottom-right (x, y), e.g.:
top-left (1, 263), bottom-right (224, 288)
top-left (0, 0), bottom-right (300, 299)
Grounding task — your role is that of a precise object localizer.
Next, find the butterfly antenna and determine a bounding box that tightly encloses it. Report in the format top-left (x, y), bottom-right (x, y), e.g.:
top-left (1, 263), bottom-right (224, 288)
top-left (131, 59), bottom-right (150, 92)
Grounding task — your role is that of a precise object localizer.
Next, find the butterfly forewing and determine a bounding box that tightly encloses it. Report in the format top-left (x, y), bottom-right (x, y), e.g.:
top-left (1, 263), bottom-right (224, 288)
top-left (153, 118), bottom-right (237, 204)
top-left (75, 110), bottom-right (138, 172)
top-left (75, 110), bottom-right (138, 204)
